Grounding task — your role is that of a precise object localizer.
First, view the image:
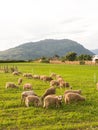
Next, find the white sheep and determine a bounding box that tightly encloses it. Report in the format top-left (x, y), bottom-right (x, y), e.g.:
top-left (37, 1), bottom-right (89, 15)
top-left (23, 83), bottom-right (33, 90)
top-left (12, 71), bottom-right (19, 76)
top-left (25, 95), bottom-right (41, 107)
top-left (64, 92), bottom-right (85, 104)
top-left (33, 75), bottom-right (40, 79)
top-left (21, 90), bottom-right (38, 103)
top-left (43, 95), bottom-right (62, 108)
top-left (5, 82), bottom-right (18, 89)
top-left (59, 81), bottom-right (70, 88)
top-left (41, 87), bottom-right (56, 101)
top-left (18, 78), bottom-right (23, 85)
top-left (23, 73), bottom-right (33, 79)
top-left (50, 80), bottom-right (59, 87)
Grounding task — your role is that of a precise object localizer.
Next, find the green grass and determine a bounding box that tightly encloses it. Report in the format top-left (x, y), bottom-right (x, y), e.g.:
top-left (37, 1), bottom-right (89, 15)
top-left (0, 63), bottom-right (98, 130)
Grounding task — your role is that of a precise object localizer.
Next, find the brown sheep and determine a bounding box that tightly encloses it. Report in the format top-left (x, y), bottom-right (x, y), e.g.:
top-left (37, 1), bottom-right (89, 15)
top-left (64, 92), bottom-right (85, 104)
top-left (21, 90), bottom-right (38, 103)
top-left (18, 78), bottom-right (23, 85)
top-left (43, 95), bottom-right (62, 108)
top-left (25, 95), bottom-right (41, 107)
top-left (23, 83), bottom-right (33, 90)
top-left (41, 87), bottom-right (56, 101)
top-left (5, 82), bottom-right (18, 89)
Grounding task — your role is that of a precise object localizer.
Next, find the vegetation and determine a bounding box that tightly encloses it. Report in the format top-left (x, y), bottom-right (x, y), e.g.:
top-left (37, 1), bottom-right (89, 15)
top-left (0, 62), bottom-right (98, 130)
top-left (65, 52), bottom-right (77, 61)
top-left (0, 39), bottom-right (93, 60)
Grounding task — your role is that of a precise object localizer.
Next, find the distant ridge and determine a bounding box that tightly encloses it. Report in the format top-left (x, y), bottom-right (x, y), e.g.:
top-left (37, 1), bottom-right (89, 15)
top-left (0, 39), bottom-right (94, 60)
top-left (91, 49), bottom-right (98, 55)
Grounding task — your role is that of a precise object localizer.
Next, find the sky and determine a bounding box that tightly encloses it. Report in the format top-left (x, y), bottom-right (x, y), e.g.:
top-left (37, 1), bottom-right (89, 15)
top-left (0, 0), bottom-right (98, 51)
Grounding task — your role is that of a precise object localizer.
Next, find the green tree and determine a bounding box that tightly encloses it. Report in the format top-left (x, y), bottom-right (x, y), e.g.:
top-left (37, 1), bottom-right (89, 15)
top-left (78, 54), bottom-right (92, 61)
top-left (65, 52), bottom-right (77, 61)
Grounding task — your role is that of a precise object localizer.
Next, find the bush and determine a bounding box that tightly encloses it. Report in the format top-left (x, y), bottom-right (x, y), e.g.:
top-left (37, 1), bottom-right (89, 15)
top-left (79, 60), bottom-right (85, 65)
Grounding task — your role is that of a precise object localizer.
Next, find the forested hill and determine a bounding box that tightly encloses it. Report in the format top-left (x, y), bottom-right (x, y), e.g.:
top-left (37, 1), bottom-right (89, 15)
top-left (0, 39), bottom-right (94, 60)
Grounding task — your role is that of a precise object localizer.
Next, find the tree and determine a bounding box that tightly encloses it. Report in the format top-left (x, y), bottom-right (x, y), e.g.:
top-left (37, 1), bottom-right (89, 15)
top-left (78, 54), bottom-right (92, 61)
top-left (65, 52), bottom-right (77, 61)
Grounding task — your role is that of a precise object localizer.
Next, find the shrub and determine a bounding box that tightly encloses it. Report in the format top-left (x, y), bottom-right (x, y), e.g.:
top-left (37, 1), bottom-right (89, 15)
top-left (79, 60), bottom-right (85, 65)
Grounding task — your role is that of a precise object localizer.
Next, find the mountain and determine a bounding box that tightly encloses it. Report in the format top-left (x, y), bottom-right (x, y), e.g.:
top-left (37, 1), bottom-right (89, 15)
top-left (0, 39), bottom-right (94, 60)
top-left (91, 49), bottom-right (98, 55)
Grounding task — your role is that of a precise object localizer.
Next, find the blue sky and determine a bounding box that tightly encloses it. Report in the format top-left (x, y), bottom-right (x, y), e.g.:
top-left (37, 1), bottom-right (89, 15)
top-left (0, 0), bottom-right (98, 51)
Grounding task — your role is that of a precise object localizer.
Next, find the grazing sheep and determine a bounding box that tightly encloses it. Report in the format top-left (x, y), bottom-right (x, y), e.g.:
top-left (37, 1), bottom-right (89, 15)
top-left (21, 90), bottom-right (38, 103)
top-left (42, 76), bottom-right (53, 82)
top-left (43, 95), bottom-right (62, 108)
top-left (57, 77), bottom-right (64, 82)
top-left (59, 81), bottom-right (70, 88)
top-left (64, 92), bottom-right (85, 104)
top-left (50, 80), bottom-right (59, 87)
top-left (33, 75), bottom-right (40, 79)
top-left (23, 83), bottom-right (32, 90)
top-left (12, 71), bottom-right (19, 76)
top-left (25, 95), bottom-right (41, 107)
top-left (41, 87), bottom-right (56, 101)
top-left (18, 78), bottom-right (23, 85)
top-left (5, 82), bottom-right (18, 89)
top-left (23, 73), bottom-right (33, 79)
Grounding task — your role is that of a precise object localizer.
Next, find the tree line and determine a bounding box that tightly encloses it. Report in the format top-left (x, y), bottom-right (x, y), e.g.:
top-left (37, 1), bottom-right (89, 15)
top-left (40, 52), bottom-right (92, 63)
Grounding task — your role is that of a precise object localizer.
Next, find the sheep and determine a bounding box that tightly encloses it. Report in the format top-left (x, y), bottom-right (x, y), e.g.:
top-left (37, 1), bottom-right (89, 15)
top-left (5, 82), bottom-right (18, 89)
top-left (59, 81), bottom-right (70, 88)
top-left (43, 95), bottom-right (62, 108)
top-left (57, 77), bottom-right (64, 82)
top-left (40, 75), bottom-right (46, 80)
top-left (64, 92), bottom-right (85, 104)
top-left (42, 76), bottom-right (53, 82)
top-left (25, 95), bottom-right (41, 107)
top-left (12, 71), bottom-right (19, 76)
top-left (33, 75), bottom-right (40, 79)
top-left (21, 90), bottom-right (38, 103)
top-left (41, 87), bottom-right (56, 101)
top-left (23, 73), bottom-right (33, 79)
top-left (18, 78), bottom-right (23, 85)
top-left (50, 80), bottom-right (59, 87)
top-left (23, 83), bottom-right (33, 90)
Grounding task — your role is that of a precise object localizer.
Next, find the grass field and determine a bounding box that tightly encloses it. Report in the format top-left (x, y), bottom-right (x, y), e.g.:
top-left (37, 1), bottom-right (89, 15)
top-left (0, 62), bottom-right (98, 130)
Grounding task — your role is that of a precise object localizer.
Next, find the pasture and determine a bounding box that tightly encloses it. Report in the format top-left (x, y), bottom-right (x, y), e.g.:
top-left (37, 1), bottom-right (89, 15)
top-left (0, 62), bottom-right (98, 130)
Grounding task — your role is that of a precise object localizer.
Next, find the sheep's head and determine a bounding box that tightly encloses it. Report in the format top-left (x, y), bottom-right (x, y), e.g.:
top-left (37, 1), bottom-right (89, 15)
top-left (58, 95), bottom-right (63, 105)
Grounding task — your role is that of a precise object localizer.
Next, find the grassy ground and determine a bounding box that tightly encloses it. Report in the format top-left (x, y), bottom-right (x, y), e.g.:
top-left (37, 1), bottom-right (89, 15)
top-left (0, 63), bottom-right (98, 130)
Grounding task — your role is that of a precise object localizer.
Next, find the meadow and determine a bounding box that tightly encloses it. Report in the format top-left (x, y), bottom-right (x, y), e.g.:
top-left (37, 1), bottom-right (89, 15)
top-left (0, 62), bottom-right (98, 130)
